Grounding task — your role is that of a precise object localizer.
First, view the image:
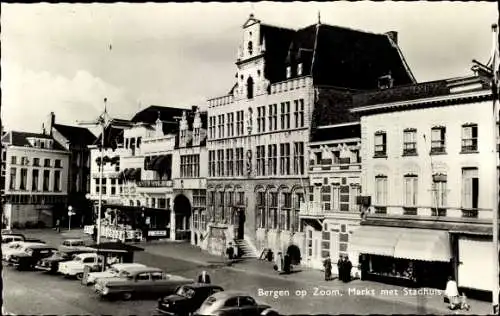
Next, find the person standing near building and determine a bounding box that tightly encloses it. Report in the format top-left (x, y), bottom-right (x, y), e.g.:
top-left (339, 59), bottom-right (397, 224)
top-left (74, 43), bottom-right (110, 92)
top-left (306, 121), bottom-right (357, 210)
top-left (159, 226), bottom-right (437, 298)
top-left (343, 256), bottom-right (352, 283)
top-left (323, 256), bottom-right (332, 281)
top-left (55, 218), bottom-right (61, 233)
top-left (444, 276), bottom-right (459, 308)
top-left (337, 255), bottom-right (344, 281)
top-left (198, 270), bottom-right (211, 284)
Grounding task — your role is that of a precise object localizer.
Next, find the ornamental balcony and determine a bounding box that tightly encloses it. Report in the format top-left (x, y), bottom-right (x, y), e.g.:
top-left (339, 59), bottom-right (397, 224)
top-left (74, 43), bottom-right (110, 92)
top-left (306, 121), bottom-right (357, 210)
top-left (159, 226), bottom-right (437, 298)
top-left (136, 180), bottom-right (173, 188)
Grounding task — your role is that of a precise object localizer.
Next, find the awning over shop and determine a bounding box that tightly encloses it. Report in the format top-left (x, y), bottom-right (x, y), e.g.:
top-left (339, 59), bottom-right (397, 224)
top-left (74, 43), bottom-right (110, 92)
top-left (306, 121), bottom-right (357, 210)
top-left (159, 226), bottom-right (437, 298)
top-left (151, 155), bottom-right (171, 175)
top-left (127, 168), bottom-right (141, 180)
top-left (394, 229), bottom-right (451, 262)
top-left (350, 226), bottom-right (404, 257)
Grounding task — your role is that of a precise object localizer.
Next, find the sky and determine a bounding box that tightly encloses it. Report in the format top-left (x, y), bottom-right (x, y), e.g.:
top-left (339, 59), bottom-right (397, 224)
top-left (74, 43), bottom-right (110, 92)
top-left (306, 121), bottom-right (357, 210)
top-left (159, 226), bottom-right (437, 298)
top-left (1, 2), bottom-right (497, 134)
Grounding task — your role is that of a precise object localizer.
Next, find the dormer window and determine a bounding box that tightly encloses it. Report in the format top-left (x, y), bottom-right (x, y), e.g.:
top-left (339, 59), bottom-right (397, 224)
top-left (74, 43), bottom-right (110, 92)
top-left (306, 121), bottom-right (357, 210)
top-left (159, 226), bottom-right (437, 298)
top-left (297, 63), bottom-right (303, 76)
top-left (286, 66), bottom-right (291, 79)
top-left (248, 41), bottom-right (253, 56)
top-left (378, 74), bottom-right (394, 89)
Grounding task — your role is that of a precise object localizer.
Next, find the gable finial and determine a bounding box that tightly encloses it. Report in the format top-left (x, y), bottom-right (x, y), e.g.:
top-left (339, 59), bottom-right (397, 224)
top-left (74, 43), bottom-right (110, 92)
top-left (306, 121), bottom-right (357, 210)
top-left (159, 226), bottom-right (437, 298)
top-left (318, 11), bottom-right (321, 25)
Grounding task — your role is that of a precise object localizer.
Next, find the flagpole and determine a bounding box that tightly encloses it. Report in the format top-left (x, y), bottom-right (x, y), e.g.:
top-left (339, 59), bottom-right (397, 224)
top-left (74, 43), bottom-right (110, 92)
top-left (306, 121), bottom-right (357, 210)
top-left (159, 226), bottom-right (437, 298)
top-left (491, 23), bottom-right (499, 316)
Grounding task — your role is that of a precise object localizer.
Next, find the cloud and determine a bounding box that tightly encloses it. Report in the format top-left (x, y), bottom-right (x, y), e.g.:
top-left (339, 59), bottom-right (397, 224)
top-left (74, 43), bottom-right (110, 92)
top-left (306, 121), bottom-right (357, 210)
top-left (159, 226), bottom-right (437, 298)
top-left (1, 61), bottom-right (133, 133)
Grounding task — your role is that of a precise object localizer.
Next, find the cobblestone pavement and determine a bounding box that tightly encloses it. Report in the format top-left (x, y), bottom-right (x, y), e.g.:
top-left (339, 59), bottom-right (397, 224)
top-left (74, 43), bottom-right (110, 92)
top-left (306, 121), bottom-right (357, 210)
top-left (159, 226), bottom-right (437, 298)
top-left (4, 229), bottom-right (493, 315)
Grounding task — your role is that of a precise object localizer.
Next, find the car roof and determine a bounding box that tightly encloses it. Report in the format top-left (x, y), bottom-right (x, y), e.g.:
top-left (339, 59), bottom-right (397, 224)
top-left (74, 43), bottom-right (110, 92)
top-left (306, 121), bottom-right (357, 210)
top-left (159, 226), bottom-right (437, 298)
top-left (129, 267), bottom-right (163, 274)
top-left (2, 233), bottom-right (24, 237)
top-left (26, 244), bottom-right (56, 250)
top-left (111, 263), bottom-right (146, 268)
top-left (63, 239), bottom-right (85, 243)
top-left (209, 290), bottom-right (249, 300)
top-left (185, 283), bottom-right (224, 290)
top-left (74, 252), bottom-right (97, 258)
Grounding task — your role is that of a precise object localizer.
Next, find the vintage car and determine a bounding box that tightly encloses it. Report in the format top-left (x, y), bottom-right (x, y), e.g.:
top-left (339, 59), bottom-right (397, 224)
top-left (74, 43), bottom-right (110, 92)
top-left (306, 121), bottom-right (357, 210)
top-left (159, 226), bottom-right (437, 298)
top-left (2, 241), bottom-right (46, 263)
top-left (94, 267), bottom-right (194, 300)
top-left (24, 238), bottom-right (46, 244)
top-left (59, 239), bottom-right (90, 252)
top-left (35, 249), bottom-right (93, 273)
top-left (83, 263), bottom-right (147, 285)
top-left (58, 252), bottom-right (104, 279)
top-left (1, 233), bottom-right (25, 244)
top-left (194, 291), bottom-right (279, 316)
top-left (9, 244), bottom-right (57, 270)
top-left (157, 283), bottom-right (224, 316)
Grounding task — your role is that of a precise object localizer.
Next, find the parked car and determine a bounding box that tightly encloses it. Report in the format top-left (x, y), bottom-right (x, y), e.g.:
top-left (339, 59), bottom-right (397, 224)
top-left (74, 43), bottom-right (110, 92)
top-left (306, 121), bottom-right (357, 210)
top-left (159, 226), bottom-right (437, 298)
top-left (1, 233), bottom-right (25, 244)
top-left (58, 252), bottom-right (104, 279)
top-left (157, 283), bottom-right (224, 316)
top-left (194, 291), bottom-right (279, 316)
top-left (59, 239), bottom-right (90, 252)
top-left (94, 267), bottom-right (194, 300)
top-left (9, 244), bottom-right (57, 270)
top-left (83, 263), bottom-right (147, 285)
top-left (24, 238), bottom-right (46, 244)
top-left (2, 241), bottom-right (46, 263)
top-left (35, 249), bottom-right (93, 273)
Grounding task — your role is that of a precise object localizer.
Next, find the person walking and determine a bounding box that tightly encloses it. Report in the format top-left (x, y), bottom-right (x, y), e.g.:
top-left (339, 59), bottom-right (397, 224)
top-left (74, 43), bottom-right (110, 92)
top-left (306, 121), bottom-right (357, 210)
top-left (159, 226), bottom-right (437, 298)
top-left (226, 243), bottom-right (234, 260)
top-left (343, 256), bottom-right (352, 283)
top-left (284, 253), bottom-right (291, 274)
top-left (275, 252), bottom-right (284, 273)
top-left (444, 276), bottom-right (459, 308)
top-left (323, 256), bottom-right (332, 281)
top-left (198, 270), bottom-right (211, 284)
top-left (92, 225), bottom-right (98, 242)
top-left (337, 255), bottom-right (344, 281)
top-left (55, 218), bottom-right (61, 233)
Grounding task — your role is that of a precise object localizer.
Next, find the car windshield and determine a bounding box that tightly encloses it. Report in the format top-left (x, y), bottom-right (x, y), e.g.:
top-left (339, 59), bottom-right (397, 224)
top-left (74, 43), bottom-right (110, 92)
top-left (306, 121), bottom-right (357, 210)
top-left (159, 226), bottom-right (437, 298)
top-left (73, 256), bottom-right (83, 262)
top-left (176, 287), bottom-right (195, 298)
top-left (108, 267), bottom-right (120, 274)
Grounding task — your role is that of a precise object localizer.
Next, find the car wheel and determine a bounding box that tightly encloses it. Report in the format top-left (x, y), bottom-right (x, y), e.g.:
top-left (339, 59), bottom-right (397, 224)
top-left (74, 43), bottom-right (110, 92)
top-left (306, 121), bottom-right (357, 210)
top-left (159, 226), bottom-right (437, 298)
top-left (122, 292), bottom-right (132, 300)
top-left (75, 273), bottom-right (84, 280)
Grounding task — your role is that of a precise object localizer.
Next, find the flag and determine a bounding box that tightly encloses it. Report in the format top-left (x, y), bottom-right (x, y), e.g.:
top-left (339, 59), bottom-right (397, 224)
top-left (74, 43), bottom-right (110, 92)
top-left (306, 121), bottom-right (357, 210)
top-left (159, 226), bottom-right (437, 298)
top-left (491, 24), bottom-right (499, 100)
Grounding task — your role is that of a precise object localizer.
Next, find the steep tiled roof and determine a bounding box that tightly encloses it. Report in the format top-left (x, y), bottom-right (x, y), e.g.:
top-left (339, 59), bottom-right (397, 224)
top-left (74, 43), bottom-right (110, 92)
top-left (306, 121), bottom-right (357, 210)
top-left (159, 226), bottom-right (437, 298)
top-left (93, 126), bottom-right (124, 149)
top-left (53, 124), bottom-right (97, 146)
top-left (260, 22), bottom-right (415, 88)
top-left (310, 87), bottom-right (359, 130)
top-left (2, 131), bottom-right (66, 151)
top-left (131, 105), bottom-right (185, 124)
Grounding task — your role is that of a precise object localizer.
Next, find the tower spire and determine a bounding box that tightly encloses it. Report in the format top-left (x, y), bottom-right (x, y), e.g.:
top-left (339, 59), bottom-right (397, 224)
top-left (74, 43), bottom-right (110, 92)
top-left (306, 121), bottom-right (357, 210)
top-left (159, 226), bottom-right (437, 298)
top-left (318, 11), bottom-right (321, 25)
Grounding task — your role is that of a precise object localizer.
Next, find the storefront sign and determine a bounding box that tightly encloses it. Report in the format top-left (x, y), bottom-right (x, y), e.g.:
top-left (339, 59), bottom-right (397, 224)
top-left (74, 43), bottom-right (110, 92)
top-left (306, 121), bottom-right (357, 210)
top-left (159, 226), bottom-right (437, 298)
top-left (148, 230), bottom-right (167, 237)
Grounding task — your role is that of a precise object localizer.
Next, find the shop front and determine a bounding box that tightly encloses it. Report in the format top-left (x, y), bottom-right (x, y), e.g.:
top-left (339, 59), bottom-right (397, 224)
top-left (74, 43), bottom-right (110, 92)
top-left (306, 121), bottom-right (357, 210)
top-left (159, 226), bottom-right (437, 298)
top-left (350, 226), bottom-right (453, 289)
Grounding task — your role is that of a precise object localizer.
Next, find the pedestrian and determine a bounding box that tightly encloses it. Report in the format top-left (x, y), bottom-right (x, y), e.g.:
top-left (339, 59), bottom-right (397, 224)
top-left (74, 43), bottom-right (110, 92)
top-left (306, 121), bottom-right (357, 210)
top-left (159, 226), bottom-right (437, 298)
top-left (92, 225), bottom-right (97, 242)
top-left (275, 252), bottom-right (284, 273)
top-left (284, 253), bottom-right (291, 274)
top-left (226, 243), bottom-right (234, 260)
top-left (323, 256), bottom-right (332, 281)
top-left (444, 276), bottom-right (459, 308)
top-left (343, 256), bottom-right (352, 283)
top-left (55, 218), bottom-right (61, 233)
top-left (337, 255), bottom-right (344, 281)
top-left (198, 270), bottom-right (211, 284)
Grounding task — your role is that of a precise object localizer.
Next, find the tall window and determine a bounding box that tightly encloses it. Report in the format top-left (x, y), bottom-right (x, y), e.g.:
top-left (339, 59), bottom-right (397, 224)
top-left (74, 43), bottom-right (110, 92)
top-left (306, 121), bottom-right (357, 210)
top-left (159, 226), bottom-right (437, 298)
top-left (256, 145), bottom-right (265, 176)
top-left (32, 169), bottom-right (39, 191)
top-left (20, 168), bottom-right (27, 190)
top-left (321, 185), bottom-right (331, 211)
top-left (193, 189), bottom-right (206, 207)
top-left (227, 113), bottom-right (234, 137)
top-left (280, 192), bottom-right (292, 230)
top-left (193, 127), bottom-right (200, 145)
top-left (293, 142), bottom-right (304, 175)
top-left (33, 158), bottom-right (40, 166)
top-left (110, 178), bottom-right (116, 195)
top-left (332, 186), bottom-right (340, 211)
top-left (403, 129), bottom-right (417, 155)
top-left (462, 168), bottom-right (479, 210)
top-left (11, 156), bottom-right (17, 165)
top-left (181, 154), bottom-right (200, 178)
top-left (461, 124), bottom-right (478, 152)
top-left (403, 175), bottom-right (418, 214)
top-left (209, 116), bottom-right (216, 139)
top-left (236, 111), bottom-right (244, 136)
top-left (280, 103), bottom-right (286, 130)
top-left (279, 143), bottom-right (290, 175)
top-left (268, 104), bottom-right (277, 131)
top-left (21, 156), bottom-right (29, 165)
top-left (374, 175), bottom-right (388, 213)
top-left (226, 149), bottom-right (233, 176)
top-left (293, 193), bottom-right (303, 232)
top-left (43, 170), bottom-right (50, 191)
top-left (432, 174), bottom-right (447, 216)
top-left (257, 106), bottom-right (266, 133)
top-left (218, 115), bottom-right (225, 138)
top-left (294, 99), bottom-right (305, 128)
top-left (101, 178), bottom-right (107, 195)
top-left (247, 77), bottom-right (254, 99)
top-left (339, 224), bottom-right (349, 257)
top-left (297, 63), bottom-right (303, 76)
top-left (9, 168), bottom-right (16, 190)
top-left (267, 144), bottom-right (277, 175)
top-left (217, 150), bottom-right (224, 176)
top-left (431, 126), bottom-right (446, 154)
top-left (269, 192), bottom-right (278, 229)
top-left (44, 158), bottom-right (51, 167)
top-left (340, 185), bottom-right (350, 211)
top-left (374, 132), bottom-right (387, 157)
top-left (218, 191), bottom-right (225, 221)
top-left (322, 230), bottom-right (331, 259)
top-left (236, 148), bottom-right (244, 176)
top-left (209, 151), bottom-right (216, 177)
top-left (257, 191), bottom-right (266, 229)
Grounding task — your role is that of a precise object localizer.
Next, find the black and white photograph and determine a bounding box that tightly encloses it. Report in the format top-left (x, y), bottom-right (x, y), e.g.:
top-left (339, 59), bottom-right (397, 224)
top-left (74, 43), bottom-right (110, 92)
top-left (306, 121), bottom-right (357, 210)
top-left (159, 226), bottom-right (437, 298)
top-left (1, 1), bottom-right (499, 315)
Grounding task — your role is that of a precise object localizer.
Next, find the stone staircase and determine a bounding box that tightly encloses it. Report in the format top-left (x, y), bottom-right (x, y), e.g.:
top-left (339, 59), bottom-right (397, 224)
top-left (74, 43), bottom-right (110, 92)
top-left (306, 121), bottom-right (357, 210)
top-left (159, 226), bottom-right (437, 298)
top-left (234, 239), bottom-right (258, 259)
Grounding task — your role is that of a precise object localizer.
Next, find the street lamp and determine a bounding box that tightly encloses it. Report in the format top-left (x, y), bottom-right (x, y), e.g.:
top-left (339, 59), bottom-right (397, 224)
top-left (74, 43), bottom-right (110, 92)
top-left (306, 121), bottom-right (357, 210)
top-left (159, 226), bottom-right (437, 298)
top-left (67, 205), bottom-right (74, 231)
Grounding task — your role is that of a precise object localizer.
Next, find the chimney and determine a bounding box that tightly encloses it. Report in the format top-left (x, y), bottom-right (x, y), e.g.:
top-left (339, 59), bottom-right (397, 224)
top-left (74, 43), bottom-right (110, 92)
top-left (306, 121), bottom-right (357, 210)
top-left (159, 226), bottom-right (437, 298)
top-left (191, 105), bottom-right (198, 112)
top-left (42, 123), bottom-right (46, 135)
top-left (385, 31), bottom-right (398, 45)
top-left (47, 112), bottom-right (55, 136)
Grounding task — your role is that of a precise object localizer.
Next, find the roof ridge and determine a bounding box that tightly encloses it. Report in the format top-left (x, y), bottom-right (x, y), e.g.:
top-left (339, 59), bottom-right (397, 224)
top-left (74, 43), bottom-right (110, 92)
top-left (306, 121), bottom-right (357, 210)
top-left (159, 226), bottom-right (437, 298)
top-left (260, 23), bottom-right (296, 32)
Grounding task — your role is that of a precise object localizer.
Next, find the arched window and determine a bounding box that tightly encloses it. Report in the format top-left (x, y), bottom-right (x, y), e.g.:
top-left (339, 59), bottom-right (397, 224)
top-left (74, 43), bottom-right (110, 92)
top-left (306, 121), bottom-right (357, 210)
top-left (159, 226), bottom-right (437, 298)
top-left (248, 41), bottom-right (253, 55)
top-left (247, 77), bottom-right (254, 99)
